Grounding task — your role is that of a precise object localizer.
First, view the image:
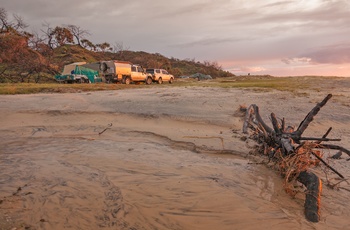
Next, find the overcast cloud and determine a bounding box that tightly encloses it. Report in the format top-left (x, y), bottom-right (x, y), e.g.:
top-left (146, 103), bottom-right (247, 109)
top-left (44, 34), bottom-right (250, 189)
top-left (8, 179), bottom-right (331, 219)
top-left (2, 0), bottom-right (350, 76)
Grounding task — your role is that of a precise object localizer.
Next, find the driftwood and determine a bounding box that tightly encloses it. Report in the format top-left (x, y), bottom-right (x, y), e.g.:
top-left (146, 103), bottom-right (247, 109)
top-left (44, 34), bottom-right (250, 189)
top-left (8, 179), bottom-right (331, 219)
top-left (99, 123), bottom-right (113, 135)
top-left (242, 94), bottom-right (350, 222)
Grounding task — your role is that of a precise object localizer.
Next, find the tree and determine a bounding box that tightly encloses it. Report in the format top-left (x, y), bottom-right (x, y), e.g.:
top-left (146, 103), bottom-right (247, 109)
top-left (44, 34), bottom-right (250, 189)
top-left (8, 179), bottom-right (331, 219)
top-left (96, 42), bottom-right (111, 52)
top-left (41, 22), bottom-right (55, 49)
top-left (170, 67), bottom-right (183, 77)
top-left (113, 41), bottom-right (130, 53)
top-left (52, 26), bottom-right (74, 47)
top-left (28, 31), bottom-right (46, 52)
top-left (0, 9), bottom-right (59, 83)
top-left (0, 7), bottom-right (9, 32)
top-left (146, 59), bottom-right (162, 69)
top-left (66, 24), bottom-right (90, 46)
top-left (81, 39), bottom-right (96, 51)
top-left (112, 41), bottom-right (130, 59)
top-left (0, 31), bottom-right (48, 82)
top-left (41, 24), bottom-right (74, 48)
top-left (0, 7), bottom-right (27, 33)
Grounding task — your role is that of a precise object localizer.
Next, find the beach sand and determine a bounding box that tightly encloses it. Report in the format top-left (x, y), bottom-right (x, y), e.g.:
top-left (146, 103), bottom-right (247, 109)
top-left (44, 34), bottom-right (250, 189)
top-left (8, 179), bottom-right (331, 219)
top-left (1, 81), bottom-right (350, 229)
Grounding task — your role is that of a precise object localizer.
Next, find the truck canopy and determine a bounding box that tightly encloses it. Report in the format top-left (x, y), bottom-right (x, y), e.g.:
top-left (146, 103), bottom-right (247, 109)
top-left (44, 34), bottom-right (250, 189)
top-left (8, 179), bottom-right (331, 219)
top-left (61, 62), bottom-right (87, 75)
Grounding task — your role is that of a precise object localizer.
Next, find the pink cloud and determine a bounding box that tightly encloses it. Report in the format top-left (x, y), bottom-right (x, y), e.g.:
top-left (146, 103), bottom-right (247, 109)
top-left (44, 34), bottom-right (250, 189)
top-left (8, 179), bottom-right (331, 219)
top-left (300, 43), bottom-right (350, 64)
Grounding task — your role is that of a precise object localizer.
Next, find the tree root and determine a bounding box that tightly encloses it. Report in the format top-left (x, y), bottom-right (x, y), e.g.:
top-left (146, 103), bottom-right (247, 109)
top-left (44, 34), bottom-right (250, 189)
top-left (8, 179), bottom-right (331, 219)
top-left (242, 94), bottom-right (350, 222)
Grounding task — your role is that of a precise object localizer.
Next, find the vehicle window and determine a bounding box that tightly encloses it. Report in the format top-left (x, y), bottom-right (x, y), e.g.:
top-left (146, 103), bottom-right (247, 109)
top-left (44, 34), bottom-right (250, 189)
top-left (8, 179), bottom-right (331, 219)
top-left (146, 69), bottom-right (154, 73)
top-left (156, 69), bottom-right (161, 73)
top-left (161, 70), bottom-right (168, 74)
top-left (131, 66), bottom-right (136, 72)
top-left (137, 67), bottom-right (143, 72)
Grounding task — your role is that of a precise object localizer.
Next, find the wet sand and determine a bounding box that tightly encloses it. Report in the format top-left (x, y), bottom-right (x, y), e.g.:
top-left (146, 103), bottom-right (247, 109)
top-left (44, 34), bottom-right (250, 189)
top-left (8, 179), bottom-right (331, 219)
top-left (1, 81), bottom-right (350, 229)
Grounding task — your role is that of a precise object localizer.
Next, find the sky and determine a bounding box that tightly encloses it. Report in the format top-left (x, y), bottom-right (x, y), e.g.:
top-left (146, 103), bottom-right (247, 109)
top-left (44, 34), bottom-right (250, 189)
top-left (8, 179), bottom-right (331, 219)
top-left (2, 0), bottom-right (350, 76)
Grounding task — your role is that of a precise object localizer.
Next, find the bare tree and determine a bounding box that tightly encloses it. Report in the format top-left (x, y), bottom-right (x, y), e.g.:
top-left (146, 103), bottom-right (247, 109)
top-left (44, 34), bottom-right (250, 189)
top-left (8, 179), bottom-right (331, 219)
top-left (41, 22), bottom-right (55, 49)
top-left (112, 41), bottom-right (130, 59)
top-left (12, 14), bottom-right (27, 31)
top-left (0, 7), bottom-right (10, 32)
top-left (113, 41), bottom-right (130, 53)
top-left (66, 24), bottom-right (90, 46)
top-left (28, 31), bottom-right (44, 50)
top-left (0, 7), bottom-right (27, 33)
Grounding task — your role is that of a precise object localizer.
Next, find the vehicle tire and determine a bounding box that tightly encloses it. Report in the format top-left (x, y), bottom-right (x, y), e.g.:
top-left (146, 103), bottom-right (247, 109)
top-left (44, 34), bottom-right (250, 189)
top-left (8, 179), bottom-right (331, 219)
top-left (169, 78), bottom-right (173, 84)
top-left (146, 77), bottom-right (152, 85)
top-left (125, 77), bottom-right (131, 85)
top-left (158, 78), bottom-right (163, 84)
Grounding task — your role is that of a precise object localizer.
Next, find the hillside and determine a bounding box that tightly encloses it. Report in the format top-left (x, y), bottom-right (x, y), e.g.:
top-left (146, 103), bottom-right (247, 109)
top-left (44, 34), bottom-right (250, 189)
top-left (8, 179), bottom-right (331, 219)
top-left (0, 18), bottom-right (233, 84)
top-left (1, 34), bottom-right (233, 83)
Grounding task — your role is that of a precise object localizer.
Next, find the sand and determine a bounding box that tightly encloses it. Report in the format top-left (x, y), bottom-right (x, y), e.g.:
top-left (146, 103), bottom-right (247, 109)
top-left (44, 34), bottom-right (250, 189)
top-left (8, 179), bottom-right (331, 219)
top-left (1, 82), bottom-right (350, 229)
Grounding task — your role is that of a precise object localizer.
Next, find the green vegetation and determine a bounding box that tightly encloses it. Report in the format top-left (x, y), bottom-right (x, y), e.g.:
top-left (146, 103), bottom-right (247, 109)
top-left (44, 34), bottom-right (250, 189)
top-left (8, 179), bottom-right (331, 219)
top-left (0, 82), bottom-right (152, 94)
top-left (174, 76), bottom-right (310, 89)
top-left (1, 76), bottom-right (343, 95)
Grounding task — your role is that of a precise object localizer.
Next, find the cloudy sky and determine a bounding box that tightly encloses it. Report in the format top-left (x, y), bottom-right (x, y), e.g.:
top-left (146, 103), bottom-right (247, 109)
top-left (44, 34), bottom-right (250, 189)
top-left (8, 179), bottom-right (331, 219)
top-left (2, 0), bottom-right (350, 76)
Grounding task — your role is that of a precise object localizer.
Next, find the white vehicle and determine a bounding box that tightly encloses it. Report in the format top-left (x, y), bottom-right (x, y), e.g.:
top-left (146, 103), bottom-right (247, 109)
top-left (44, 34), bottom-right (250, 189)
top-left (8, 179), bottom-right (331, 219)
top-left (99, 60), bottom-right (152, 84)
top-left (146, 68), bottom-right (174, 84)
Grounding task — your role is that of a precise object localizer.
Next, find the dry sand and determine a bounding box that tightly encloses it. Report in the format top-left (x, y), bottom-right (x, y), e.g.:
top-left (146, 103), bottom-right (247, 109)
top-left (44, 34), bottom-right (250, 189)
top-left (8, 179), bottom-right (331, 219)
top-left (1, 81), bottom-right (350, 229)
